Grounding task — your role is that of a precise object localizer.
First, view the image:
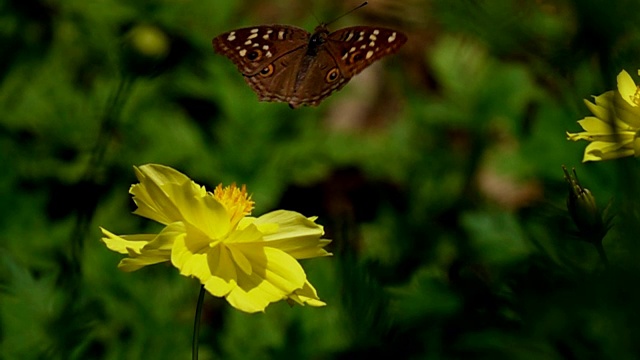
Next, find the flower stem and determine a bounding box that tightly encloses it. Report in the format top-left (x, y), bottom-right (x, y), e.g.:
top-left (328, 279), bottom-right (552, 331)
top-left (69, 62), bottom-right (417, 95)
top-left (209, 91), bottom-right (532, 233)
top-left (192, 285), bottom-right (206, 360)
top-left (70, 74), bottom-right (133, 277)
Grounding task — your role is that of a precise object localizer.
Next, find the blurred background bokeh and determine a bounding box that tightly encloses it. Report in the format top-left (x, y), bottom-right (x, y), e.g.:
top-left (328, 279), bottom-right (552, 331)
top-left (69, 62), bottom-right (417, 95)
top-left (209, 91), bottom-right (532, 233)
top-left (2, 0), bottom-right (640, 358)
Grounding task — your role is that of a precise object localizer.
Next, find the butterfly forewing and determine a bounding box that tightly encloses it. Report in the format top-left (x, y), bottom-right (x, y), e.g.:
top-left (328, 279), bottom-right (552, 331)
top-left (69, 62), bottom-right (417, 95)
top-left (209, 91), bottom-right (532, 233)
top-left (213, 25), bottom-right (309, 76)
top-left (327, 27), bottom-right (407, 77)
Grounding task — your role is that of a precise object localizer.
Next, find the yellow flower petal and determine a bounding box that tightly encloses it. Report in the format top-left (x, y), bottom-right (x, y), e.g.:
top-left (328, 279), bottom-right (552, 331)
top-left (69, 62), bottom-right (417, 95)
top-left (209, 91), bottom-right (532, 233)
top-left (101, 223), bottom-right (186, 271)
top-left (287, 280), bottom-right (326, 307)
top-left (254, 210), bottom-right (332, 259)
top-left (100, 228), bottom-right (155, 254)
top-left (224, 247), bottom-right (307, 313)
top-left (241, 245), bottom-right (306, 292)
top-left (178, 191), bottom-right (231, 240)
top-left (614, 99), bottom-right (640, 129)
top-left (576, 116), bottom-right (615, 133)
top-left (225, 277), bottom-right (275, 313)
top-left (203, 246), bottom-right (238, 297)
top-left (586, 95), bottom-right (640, 130)
top-left (612, 72), bottom-right (640, 127)
top-left (118, 253), bottom-right (169, 272)
top-left (227, 246), bottom-right (253, 275)
top-left (225, 221), bottom-right (265, 244)
top-left (172, 229), bottom-right (215, 279)
top-left (582, 141), bottom-right (634, 162)
top-left (567, 131), bottom-right (635, 144)
top-left (130, 164), bottom-right (198, 225)
top-left (171, 228), bottom-right (242, 297)
top-left (130, 164), bottom-right (232, 240)
top-left (235, 211), bottom-right (332, 258)
top-left (617, 70), bottom-right (637, 107)
top-left (585, 93), bottom-right (615, 123)
top-left (141, 222), bottom-right (186, 251)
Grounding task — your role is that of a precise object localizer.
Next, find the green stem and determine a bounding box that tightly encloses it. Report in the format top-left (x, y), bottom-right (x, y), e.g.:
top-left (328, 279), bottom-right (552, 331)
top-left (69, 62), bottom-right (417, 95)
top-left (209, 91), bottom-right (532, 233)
top-left (70, 75), bottom-right (133, 277)
top-left (192, 285), bottom-right (206, 360)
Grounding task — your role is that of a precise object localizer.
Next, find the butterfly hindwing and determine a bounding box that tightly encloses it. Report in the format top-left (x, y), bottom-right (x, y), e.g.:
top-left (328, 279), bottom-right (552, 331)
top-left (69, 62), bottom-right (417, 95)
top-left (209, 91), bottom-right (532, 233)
top-left (243, 44), bottom-right (349, 108)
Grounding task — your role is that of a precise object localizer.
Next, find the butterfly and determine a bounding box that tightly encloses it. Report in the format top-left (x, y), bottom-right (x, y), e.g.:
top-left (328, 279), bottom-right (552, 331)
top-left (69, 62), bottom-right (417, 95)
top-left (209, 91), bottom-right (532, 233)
top-left (212, 24), bottom-right (406, 108)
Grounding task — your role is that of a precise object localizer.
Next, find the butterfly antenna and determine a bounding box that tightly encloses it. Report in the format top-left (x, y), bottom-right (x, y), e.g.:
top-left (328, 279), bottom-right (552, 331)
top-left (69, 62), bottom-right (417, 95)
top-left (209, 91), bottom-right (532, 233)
top-left (325, 2), bottom-right (368, 26)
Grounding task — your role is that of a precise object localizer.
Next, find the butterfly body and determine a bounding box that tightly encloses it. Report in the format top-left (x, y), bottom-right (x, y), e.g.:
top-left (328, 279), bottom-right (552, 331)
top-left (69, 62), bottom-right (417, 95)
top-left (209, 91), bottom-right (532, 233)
top-left (213, 24), bottom-right (406, 108)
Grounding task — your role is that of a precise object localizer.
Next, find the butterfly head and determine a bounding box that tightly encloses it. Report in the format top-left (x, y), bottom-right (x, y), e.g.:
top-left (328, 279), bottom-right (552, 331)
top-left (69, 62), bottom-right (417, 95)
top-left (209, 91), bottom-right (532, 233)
top-left (308, 24), bottom-right (330, 54)
top-left (313, 23), bottom-right (330, 35)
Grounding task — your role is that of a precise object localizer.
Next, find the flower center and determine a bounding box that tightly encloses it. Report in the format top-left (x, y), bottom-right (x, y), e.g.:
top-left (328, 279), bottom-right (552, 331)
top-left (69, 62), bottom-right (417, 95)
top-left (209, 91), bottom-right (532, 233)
top-left (213, 183), bottom-right (254, 227)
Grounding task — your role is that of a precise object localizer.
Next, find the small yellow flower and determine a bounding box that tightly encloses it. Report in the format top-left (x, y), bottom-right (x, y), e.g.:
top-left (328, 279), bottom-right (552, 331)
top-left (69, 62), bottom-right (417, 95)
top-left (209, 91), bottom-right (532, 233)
top-left (567, 69), bottom-right (640, 162)
top-left (101, 164), bottom-right (331, 313)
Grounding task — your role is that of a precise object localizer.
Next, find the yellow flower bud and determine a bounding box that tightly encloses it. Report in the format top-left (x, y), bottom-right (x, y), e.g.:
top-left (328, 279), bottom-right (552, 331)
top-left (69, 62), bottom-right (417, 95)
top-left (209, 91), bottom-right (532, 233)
top-left (127, 24), bottom-right (170, 58)
top-left (121, 24), bottom-right (171, 77)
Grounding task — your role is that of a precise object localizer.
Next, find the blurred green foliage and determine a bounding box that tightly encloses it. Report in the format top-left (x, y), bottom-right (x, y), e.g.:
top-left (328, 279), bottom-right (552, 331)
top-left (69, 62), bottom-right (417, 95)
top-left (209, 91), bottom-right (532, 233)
top-left (1, 0), bottom-right (640, 359)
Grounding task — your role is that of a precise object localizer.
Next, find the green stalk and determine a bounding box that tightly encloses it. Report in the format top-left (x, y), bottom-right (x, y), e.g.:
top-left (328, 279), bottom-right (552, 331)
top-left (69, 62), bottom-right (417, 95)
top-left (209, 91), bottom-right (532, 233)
top-left (192, 285), bottom-right (206, 360)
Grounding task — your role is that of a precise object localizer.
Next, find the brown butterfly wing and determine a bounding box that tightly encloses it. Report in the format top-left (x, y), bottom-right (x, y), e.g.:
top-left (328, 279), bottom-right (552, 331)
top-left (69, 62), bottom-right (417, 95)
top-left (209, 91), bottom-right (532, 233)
top-left (326, 26), bottom-right (407, 77)
top-left (212, 25), bottom-right (309, 76)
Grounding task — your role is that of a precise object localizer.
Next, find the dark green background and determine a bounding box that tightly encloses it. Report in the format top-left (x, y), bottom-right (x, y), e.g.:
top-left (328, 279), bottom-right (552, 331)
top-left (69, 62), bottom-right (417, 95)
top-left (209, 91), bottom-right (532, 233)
top-left (1, 0), bottom-right (639, 359)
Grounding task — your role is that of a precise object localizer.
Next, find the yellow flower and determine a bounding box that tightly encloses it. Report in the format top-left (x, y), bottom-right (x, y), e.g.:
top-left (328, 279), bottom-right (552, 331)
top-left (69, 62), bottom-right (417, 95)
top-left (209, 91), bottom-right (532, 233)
top-left (101, 164), bottom-right (331, 313)
top-left (567, 69), bottom-right (640, 162)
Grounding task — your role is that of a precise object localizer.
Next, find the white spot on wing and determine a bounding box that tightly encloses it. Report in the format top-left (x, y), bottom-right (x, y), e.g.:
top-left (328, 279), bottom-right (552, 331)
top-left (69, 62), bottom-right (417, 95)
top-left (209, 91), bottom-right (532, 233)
top-left (248, 33), bottom-right (258, 39)
top-left (239, 49), bottom-right (247, 57)
top-left (227, 32), bottom-right (236, 41)
top-left (244, 40), bottom-right (252, 45)
top-left (278, 30), bottom-right (285, 40)
top-left (366, 50), bottom-right (374, 59)
top-left (345, 32), bottom-right (354, 41)
top-left (388, 32), bottom-right (396, 43)
top-left (262, 45), bottom-right (269, 50)
top-left (373, 29), bottom-right (380, 35)
top-left (250, 28), bottom-right (259, 33)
